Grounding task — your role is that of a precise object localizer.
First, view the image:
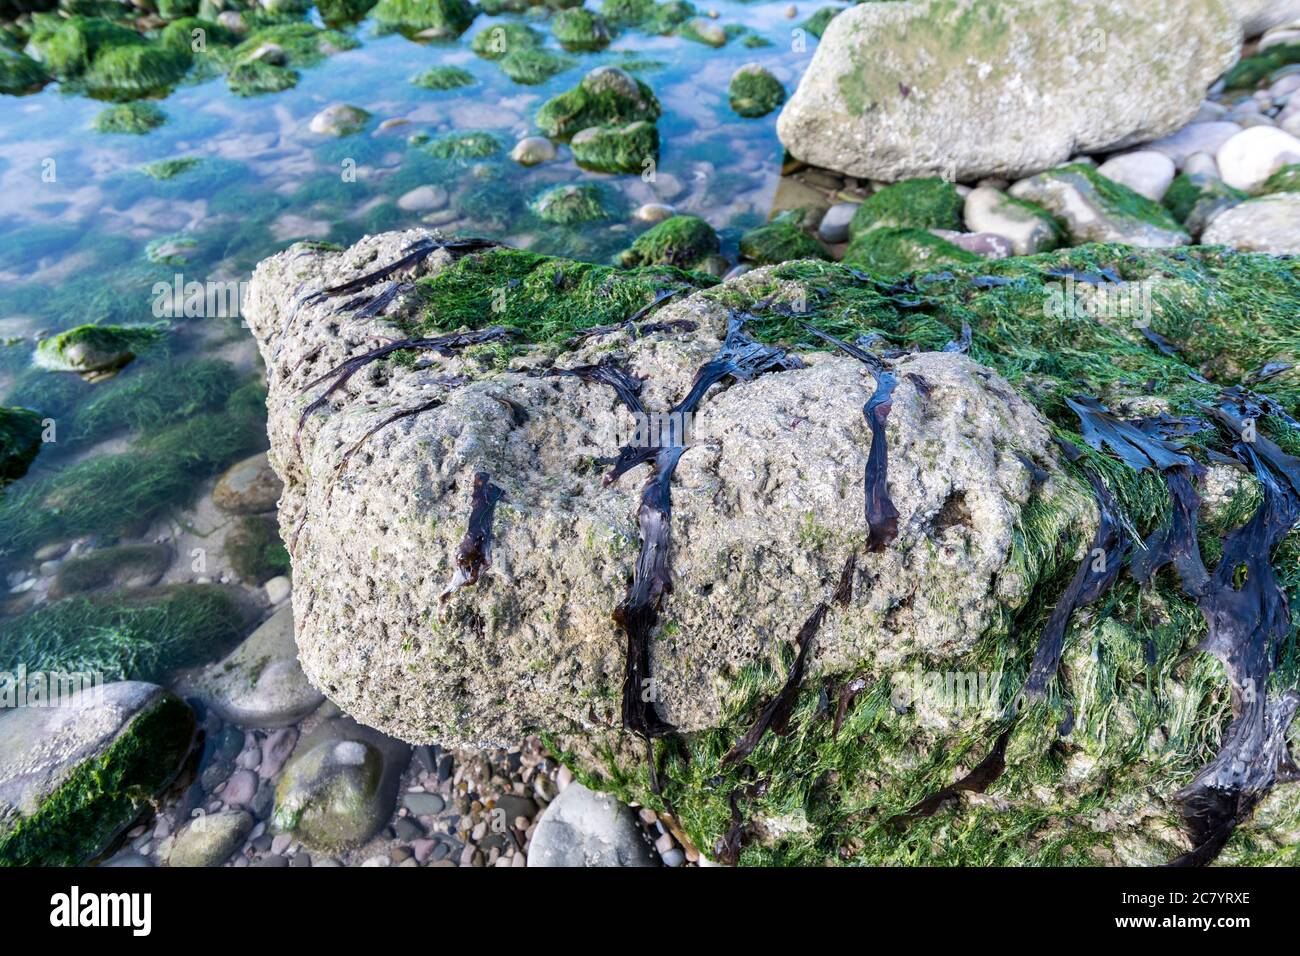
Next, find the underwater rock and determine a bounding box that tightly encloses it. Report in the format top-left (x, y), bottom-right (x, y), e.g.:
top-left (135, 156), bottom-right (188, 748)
top-left (213, 451), bottom-right (284, 515)
top-left (1215, 126), bottom-right (1300, 191)
top-left (569, 119), bottom-right (658, 174)
top-left (223, 514), bottom-right (292, 584)
top-left (738, 209), bottom-right (828, 265)
top-left (272, 716), bottom-right (409, 852)
top-left (396, 184), bottom-right (449, 212)
top-left (92, 101), bottom-right (166, 135)
top-left (510, 135), bottom-right (556, 166)
top-left (727, 62), bottom-right (784, 119)
top-left (1201, 191), bottom-right (1300, 252)
top-left (962, 186), bottom-right (1061, 255)
top-left (848, 177), bottom-right (964, 239)
top-left (177, 605), bottom-right (323, 729)
top-left (167, 809), bottom-right (252, 867)
top-left (535, 65), bottom-right (660, 139)
top-left (0, 681), bottom-right (195, 866)
top-left (308, 103), bottom-right (370, 137)
top-left (618, 213), bottom-right (718, 268)
top-left (531, 183), bottom-right (614, 225)
top-left (1095, 151), bottom-right (1177, 202)
top-left (551, 7), bottom-right (613, 51)
top-left (776, 0), bottom-right (1240, 182)
top-left (410, 65), bottom-right (474, 90)
top-left (1008, 163), bottom-right (1190, 248)
top-left (33, 323), bottom-right (166, 379)
top-left (0, 407), bottom-right (42, 487)
top-left (48, 543), bottom-right (173, 600)
top-left (243, 230), bottom-right (1082, 746)
top-left (527, 781), bottom-right (658, 866)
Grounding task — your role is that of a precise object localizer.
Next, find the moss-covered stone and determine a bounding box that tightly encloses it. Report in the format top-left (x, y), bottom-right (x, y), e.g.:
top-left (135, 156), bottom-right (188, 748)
top-left (0, 406), bottom-right (42, 486)
top-left (530, 182), bottom-right (615, 225)
top-left (28, 15), bottom-right (141, 78)
top-left (410, 64), bottom-right (475, 90)
top-left (727, 62), bottom-right (784, 118)
top-left (0, 685), bottom-right (195, 866)
top-left (551, 7), bottom-right (613, 51)
top-left (535, 65), bottom-right (661, 139)
top-left (1257, 163), bottom-right (1300, 197)
top-left (739, 209), bottom-right (829, 265)
top-left (498, 47), bottom-right (576, 85)
top-left (33, 323), bottom-right (167, 377)
top-left (676, 15), bottom-right (727, 47)
top-left (470, 21), bottom-right (543, 59)
top-left (1010, 163), bottom-right (1189, 247)
top-left (619, 214), bottom-right (719, 269)
top-left (1161, 172), bottom-right (1247, 237)
top-left (224, 515), bottom-right (291, 584)
top-left (1221, 42), bottom-right (1300, 89)
top-left (81, 42), bottom-right (192, 99)
top-left (315, 0), bottom-right (378, 24)
top-left (49, 543), bottom-right (173, 599)
top-left (0, 47), bottom-right (49, 95)
top-left (158, 17), bottom-right (238, 52)
top-left (426, 129), bottom-right (501, 160)
top-left (842, 226), bottom-right (982, 275)
top-left (371, 0), bottom-right (478, 37)
top-left (599, 0), bottom-right (695, 34)
top-left (92, 100), bottom-right (166, 134)
top-left (226, 58), bottom-right (298, 95)
top-left (849, 176), bottom-right (965, 239)
top-left (570, 119), bottom-right (658, 174)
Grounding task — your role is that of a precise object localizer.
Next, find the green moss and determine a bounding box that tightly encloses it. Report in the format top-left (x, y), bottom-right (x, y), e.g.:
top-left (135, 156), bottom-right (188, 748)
top-left (727, 63), bottom-right (784, 118)
top-left (226, 58), bottom-right (298, 95)
top-left (405, 246), bottom-right (717, 342)
top-left (1257, 163), bottom-right (1300, 197)
top-left (426, 130), bottom-right (500, 160)
top-left (0, 47), bottom-right (49, 94)
top-left (1222, 42), bottom-right (1300, 89)
top-left (799, 5), bottom-right (842, 38)
top-left (0, 692), bottom-right (195, 866)
top-left (470, 21), bottom-right (543, 59)
top-left (29, 15), bottom-right (142, 78)
top-left (0, 585), bottom-right (251, 682)
top-left (156, 0), bottom-right (199, 19)
top-left (0, 406), bottom-right (42, 486)
top-left (1053, 162), bottom-right (1186, 232)
top-left (530, 182), bottom-right (614, 225)
top-left (843, 226), bottom-right (984, 275)
top-left (570, 119), bottom-right (658, 174)
top-left (619, 214), bottom-right (719, 269)
top-left (224, 515), bottom-right (291, 584)
top-left (410, 64), bottom-right (475, 89)
top-left (498, 47), bottom-right (576, 84)
top-left (371, 0), bottom-right (478, 37)
top-left (34, 323), bottom-right (167, 376)
top-left (551, 8), bottom-right (612, 51)
top-left (535, 65), bottom-right (661, 139)
top-left (849, 177), bottom-right (965, 238)
top-left (92, 100), bottom-right (166, 134)
top-left (1161, 172), bottom-right (1247, 235)
top-left (315, 0), bottom-right (378, 24)
top-left (81, 42), bottom-right (192, 99)
top-left (739, 210), bottom-right (829, 265)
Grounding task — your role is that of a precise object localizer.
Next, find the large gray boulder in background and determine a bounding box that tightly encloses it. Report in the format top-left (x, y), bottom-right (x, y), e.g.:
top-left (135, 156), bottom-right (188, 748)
top-left (777, 0), bottom-right (1242, 183)
top-left (244, 230), bottom-right (1090, 750)
top-left (1229, 0), bottom-right (1300, 35)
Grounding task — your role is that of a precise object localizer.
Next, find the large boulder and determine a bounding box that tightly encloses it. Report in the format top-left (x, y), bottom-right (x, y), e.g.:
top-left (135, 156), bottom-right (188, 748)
top-left (1229, 0), bottom-right (1300, 35)
top-left (776, 0), bottom-right (1242, 182)
top-left (244, 230), bottom-right (1083, 748)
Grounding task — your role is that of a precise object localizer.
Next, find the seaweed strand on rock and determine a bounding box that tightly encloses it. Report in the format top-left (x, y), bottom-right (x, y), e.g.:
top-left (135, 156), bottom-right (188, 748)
top-left (441, 471), bottom-right (506, 602)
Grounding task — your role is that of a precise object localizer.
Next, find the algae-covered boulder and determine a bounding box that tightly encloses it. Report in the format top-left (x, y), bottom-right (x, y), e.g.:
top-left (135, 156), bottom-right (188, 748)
top-left (848, 177), bottom-right (964, 239)
top-left (536, 65), bottom-right (661, 139)
top-left (0, 682), bottom-right (195, 866)
top-left (738, 209), bottom-right (829, 265)
top-left (618, 213), bottom-right (718, 268)
top-left (531, 183), bottom-right (615, 225)
top-left (552, 7), bottom-right (613, 51)
top-left (470, 21), bottom-right (543, 58)
top-left (727, 62), bottom-right (784, 119)
top-left (0, 47), bottom-right (50, 95)
top-left (1008, 164), bottom-right (1190, 248)
top-left (371, 0), bottom-right (478, 36)
top-left (272, 716), bottom-right (408, 851)
top-left (92, 101), bottom-right (166, 134)
top-left (570, 119), bottom-right (658, 174)
top-left (33, 323), bottom-right (167, 379)
top-left (776, 0), bottom-right (1241, 182)
top-left (1161, 172), bottom-right (1247, 239)
top-left (0, 406), bottom-right (42, 486)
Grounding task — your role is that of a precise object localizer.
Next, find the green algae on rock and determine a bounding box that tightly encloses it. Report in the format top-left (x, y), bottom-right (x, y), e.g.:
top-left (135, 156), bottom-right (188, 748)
top-left (470, 21), bottom-right (544, 58)
top-left (497, 47), bottom-right (577, 84)
top-left (0, 47), bottom-right (49, 95)
top-left (738, 209), bottom-right (828, 265)
top-left (34, 323), bottom-right (167, 377)
top-left (0, 406), bottom-right (42, 486)
top-left (426, 129), bottom-right (501, 160)
top-left (798, 5), bottom-right (842, 38)
top-left (1257, 163), bottom-right (1300, 196)
top-left (226, 58), bottom-right (298, 95)
top-left (82, 42), bottom-right (192, 99)
top-left (535, 65), bottom-right (661, 139)
top-left (552, 7), bottom-right (613, 51)
top-left (570, 119), bottom-right (658, 174)
top-left (224, 514), bottom-right (292, 584)
top-left (371, 0), bottom-right (478, 37)
top-left (91, 100), bottom-right (166, 134)
top-left (618, 213), bottom-right (719, 269)
top-left (1162, 172), bottom-right (1248, 239)
top-left (48, 543), bottom-right (173, 599)
top-left (0, 682), bottom-right (195, 866)
top-left (1222, 41), bottom-right (1300, 89)
top-left (410, 64), bottom-right (474, 90)
top-left (849, 176), bottom-right (965, 239)
top-left (1010, 163), bottom-right (1190, 248)
top-left (842, 226), bottom-right (982, 275)
top-left (599, 0), bottom-right (696, 34)
top-left (727, 62), bottom-right (785, 118)
top-left (531, 182), bottom-right (615, 225)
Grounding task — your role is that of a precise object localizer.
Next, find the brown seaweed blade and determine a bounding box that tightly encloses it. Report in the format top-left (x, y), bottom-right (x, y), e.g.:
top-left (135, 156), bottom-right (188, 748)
top-left (440, 472), bottom-right (505, 602)
top-left (539, 357), bottom-right (646, 415)
top-left (299, 236), bottom-right (500, 306)
top-left (614, 446), bottom-right (685, 738)
top-left (673, 314), bottom-right (803, 417)
top-left (889, 729), bottom-right (1012, 828)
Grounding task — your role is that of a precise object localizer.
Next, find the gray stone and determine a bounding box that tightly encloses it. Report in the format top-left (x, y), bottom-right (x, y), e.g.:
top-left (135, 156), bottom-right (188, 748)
top-left (817, 202), bottom-right (859, 244)
top-left (309, 103), bottom-right (371, 137)
top-left (1201, 192), bottom-right (1300, 252)
top-left (962, 186), bottom-right (1059, 255)
top-left (401, 792), bottom-right (445, 816)
top-left (167, 810), bottom-right (252, 867)
top-left (1144, 122), bottom-right (1242, 168)
top-left (510, 136), bottom-right (557, 166)
top-left (1095, 151), bottom-right (1177, 201)
top-left (212, 452), bottom-right (283, 515)
top-left (1229, 0), bottom-right (1300, 35)
top-left (1216, 126), bottom-right (1300, 191)
top-left (526, 782), bottom-right (658, 867)
top-left (1008, 166), bottom-right (1189, 247)
top-left (777, 0), bottom-right (1240, 182)
top-left (175, 605), bottom-right (322, 729)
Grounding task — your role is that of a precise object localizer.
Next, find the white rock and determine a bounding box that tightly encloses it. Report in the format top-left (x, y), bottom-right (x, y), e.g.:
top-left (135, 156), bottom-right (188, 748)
top-left (962, 186), bottom-right (1059, 255)
top-left (1216, 126), bottom-right (1300, 190)
top-left (1183, 151), bottom-right (1221, 178)
top-left (265, 575), bottom-right (291, 604)
top-left (308, 104), bottom-right (370, 138)
top-left (1096, 151), bottom-right (1177, 201)
top-left (1144, 122), bottom-right (1242, 168)
top-left (510, 137), bottom-right (556, 166)
top-left (1228, 0), bottom-right (1300, 36)
top-left (633, 202), bottom-right (676, 223)
top-left (1202, 192), bottom-right (1300, 252)
top-left (527, 783), bottom-right (658, 867)
top-left (397, 185), bottom-right (449, 212)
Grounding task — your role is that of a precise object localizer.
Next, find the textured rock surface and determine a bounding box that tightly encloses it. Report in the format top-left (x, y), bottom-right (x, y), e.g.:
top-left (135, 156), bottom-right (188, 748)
top-left (167, 809), bottom-right (253, 867)
top-left (776, 0), bottom-right (1241, 182)
top-left (527, 781), bottom-right (657, 866)
top-left (245, 230), bottom-right (1083, 749)
top-left (1009, 164), bottom-right (1190, 247)
top-left (1202, 192), bottom-right (1300, 251)
top-left (1230, 0), bottom-right (1300, 34)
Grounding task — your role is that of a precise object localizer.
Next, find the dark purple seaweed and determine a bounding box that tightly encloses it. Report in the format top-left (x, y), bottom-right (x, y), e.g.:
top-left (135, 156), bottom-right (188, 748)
top-left (440, 472), bottom-right (505, 602)
top-left (299, 236), bottom-right (499, 306)
top-left (890, 729), bottom-right (1012, 827)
